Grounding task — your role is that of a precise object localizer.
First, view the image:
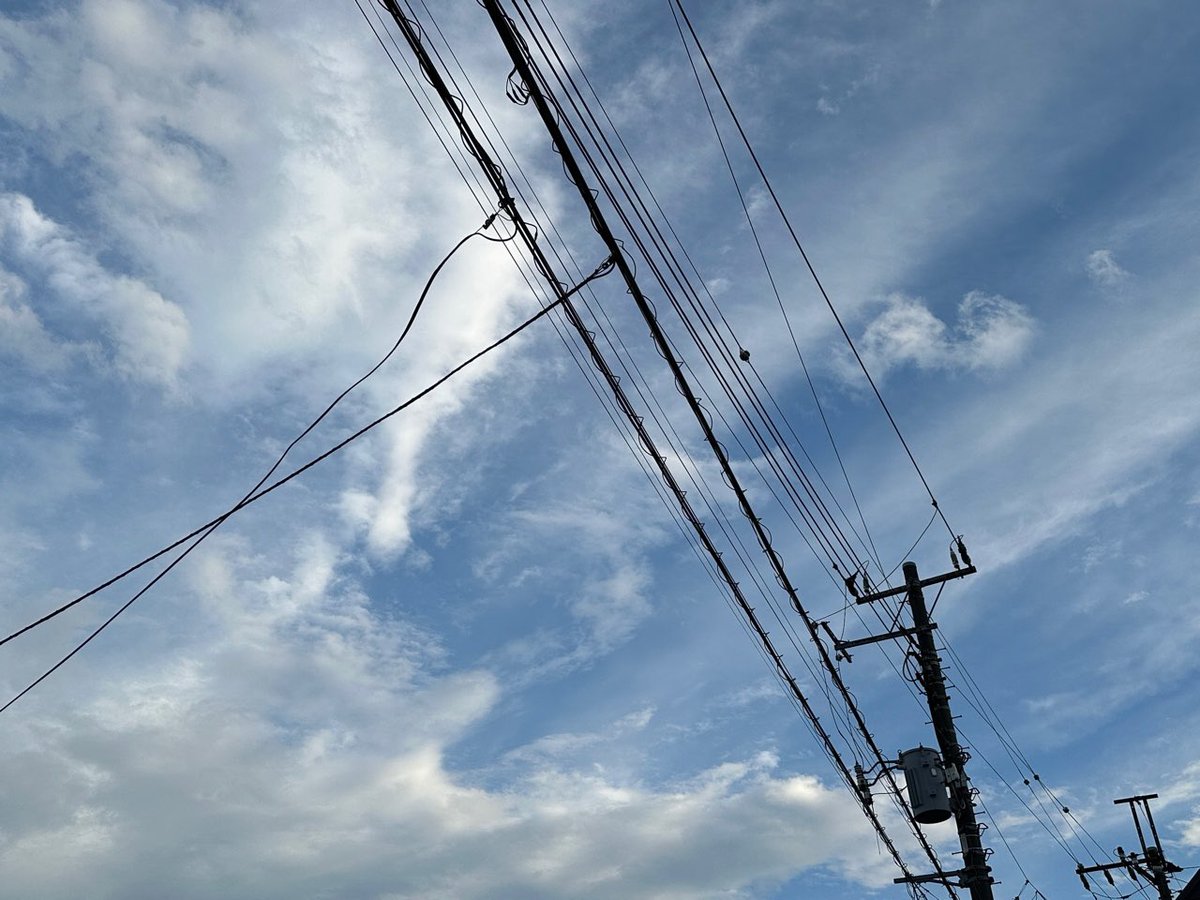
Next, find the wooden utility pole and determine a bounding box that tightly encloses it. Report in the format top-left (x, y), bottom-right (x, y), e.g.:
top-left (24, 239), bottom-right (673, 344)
top-left (903, 561), bottom-right (994, 899)
top-left (849, 559), bottom-right (995, 898)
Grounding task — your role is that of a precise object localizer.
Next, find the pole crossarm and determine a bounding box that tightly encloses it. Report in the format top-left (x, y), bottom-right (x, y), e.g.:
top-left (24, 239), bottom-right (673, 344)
top-left (1115, 793), bottom-right (1161, 805)
top-left (896, 868), bottom-right (978, 889)
top-left (858, 565), bottom-right (976, 604)
top-left (837, 623), bottom-right (936, 652)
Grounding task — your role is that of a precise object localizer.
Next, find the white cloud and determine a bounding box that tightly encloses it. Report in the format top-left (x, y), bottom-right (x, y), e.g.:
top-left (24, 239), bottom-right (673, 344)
top-left (0, 266), bottom-right (72, 373)
top-left (1086, 249), bottom-right (1130, 286)
top-left (0, 0), bottom-right (552, 567)
top-left (503, 706), bottom-right (656, 765)
top-left (849, 290), bottom-right (1034, 381)
top-left (0, 531), bottom-right (886, 900)
top-left (1, 0), bottom-right (481, 390)
top-left (0, 192), bottom-right (189, 387)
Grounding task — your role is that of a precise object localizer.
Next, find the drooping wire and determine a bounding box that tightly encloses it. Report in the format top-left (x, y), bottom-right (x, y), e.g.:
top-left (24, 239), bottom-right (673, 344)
top-left (0, 213), bottom-right (510, 651)
top-left (0, 266), bottom-right (602, 715)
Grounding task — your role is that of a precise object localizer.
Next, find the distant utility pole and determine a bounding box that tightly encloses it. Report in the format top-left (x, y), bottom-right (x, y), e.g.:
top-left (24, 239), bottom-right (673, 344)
top-left (1076, 794), bottom-right (1183, 900)
top-left (847, 557), bottom-right (995, 899)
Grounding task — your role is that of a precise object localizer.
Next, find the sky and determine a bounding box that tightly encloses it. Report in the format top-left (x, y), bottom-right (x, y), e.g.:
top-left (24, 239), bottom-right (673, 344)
top-left (1, 1), bottom-right (1199, 898)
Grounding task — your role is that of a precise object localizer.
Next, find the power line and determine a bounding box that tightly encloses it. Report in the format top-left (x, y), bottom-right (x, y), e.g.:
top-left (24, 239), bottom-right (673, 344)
top-left (514, 0), bottom-right (875, 578)
top-left (664, 0), bottom-right (885, 579)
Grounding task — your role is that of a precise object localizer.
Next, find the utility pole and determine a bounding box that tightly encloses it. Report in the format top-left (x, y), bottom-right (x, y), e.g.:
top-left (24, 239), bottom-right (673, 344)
top-left (1076, 794), bottom-right (1182, 900)
top-left (903, 561), bottom-right (993, 899)
top-left (848, 558), bottom-right (995, 899)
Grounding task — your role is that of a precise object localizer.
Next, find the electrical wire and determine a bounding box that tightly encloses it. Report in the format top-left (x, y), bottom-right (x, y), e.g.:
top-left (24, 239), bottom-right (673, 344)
top-left (665, 0), bottom-right (885, 579)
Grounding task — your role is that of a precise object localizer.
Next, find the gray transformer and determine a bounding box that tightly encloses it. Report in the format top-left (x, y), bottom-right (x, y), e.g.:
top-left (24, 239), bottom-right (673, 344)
top-left (900, 746), bottom-right (953, 825)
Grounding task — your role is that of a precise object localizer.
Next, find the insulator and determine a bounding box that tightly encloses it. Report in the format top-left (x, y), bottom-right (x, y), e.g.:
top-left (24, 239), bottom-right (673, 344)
top-left (950, 547), bottom-right (960, 569)
top-left (956, 536), bottom-right (972, 566)
top-left (854, 764), bottom-right (873, 807)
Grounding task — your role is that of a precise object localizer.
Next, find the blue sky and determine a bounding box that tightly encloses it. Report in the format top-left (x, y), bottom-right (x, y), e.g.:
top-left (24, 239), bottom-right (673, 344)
top-left (1, 1), bottom-right (1199, 898)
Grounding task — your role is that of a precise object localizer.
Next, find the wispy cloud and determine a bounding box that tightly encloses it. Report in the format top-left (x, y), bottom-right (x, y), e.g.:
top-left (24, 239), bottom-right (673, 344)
top-left (1086, 248), bottom-right (1130, 287)
top-left (0, 192), bottom-right (189, 388)
top-left (0, 533), bottom-right (887, 900)
top-left (845, 290), bottom-right (1035, 381)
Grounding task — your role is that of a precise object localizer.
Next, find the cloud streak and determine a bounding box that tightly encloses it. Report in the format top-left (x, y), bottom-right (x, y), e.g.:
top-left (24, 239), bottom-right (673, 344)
top-left (0, 192), bottom-right (189, 388)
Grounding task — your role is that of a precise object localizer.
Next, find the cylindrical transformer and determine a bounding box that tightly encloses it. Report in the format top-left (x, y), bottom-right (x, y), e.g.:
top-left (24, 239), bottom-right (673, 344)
top-left (900, 746), bottom-right (952, 825)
